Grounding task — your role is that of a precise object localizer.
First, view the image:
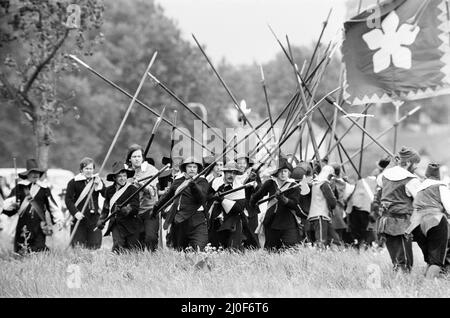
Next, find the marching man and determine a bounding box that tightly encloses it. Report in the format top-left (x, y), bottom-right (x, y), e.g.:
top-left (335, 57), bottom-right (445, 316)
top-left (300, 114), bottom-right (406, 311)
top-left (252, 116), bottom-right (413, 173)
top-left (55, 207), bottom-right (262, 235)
top-left (250, 157), bottom-right (301, 250)
top-left (375, 146), bottom-right (422, 272)
top-left (153, 157), bottom-right (209, 251)
top-left (405, 163), bottom-right (450, 278)
top-left (2, 159), bottom-right (64, 253)
top-left (125, 144), bottom-right (160, 252)
top-left (96, 161), bottom-right (142, 253)
top-left (65, 157), bottom-right (104, 249)
top-left (209, 161), bottom-right (247, 250)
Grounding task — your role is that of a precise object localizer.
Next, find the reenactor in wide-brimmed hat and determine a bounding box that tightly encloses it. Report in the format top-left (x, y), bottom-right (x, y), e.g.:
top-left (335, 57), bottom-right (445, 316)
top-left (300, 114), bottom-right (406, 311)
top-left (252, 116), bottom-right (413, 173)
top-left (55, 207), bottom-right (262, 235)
top-left (250, 157), bottom-right (301, 250)
top-left (2, 159), bottom-right (64, 253)
top-left (96, 161), bottom-right (142, 253)
top-left (208, 161), bottom-right (248, 249)
top-left (153, 156), bottom-right (210, 251)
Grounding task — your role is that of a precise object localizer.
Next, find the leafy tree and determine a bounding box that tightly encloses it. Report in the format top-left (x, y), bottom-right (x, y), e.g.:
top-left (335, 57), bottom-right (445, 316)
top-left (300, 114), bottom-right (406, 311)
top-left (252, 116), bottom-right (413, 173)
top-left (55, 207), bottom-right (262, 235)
top-left (0, 0), bottom-right (103, 169)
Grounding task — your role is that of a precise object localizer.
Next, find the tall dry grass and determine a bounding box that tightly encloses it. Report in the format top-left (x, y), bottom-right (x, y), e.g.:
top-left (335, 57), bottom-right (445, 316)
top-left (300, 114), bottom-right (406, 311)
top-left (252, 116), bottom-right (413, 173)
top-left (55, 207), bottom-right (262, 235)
top-left (1, 242), bottom-right (449, 298)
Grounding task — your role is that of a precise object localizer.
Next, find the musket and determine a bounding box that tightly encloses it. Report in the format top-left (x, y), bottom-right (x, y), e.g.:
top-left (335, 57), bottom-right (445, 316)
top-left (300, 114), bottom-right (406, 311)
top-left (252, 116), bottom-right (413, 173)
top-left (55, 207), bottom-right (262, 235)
top-left (143, 105), bottom-right (166, 159)
top-left (152, 136), bottom-right (237, 225)
top-left (192, 34), bottom-right (273, 157)
top-left (358, 107), bottom-right (369, 177)
top-left (67, 54), bottom-right (215, 156)
top-left (256, 182), bottom-right (302, 205)
top-left (152, 113), bottom-right (269, 223)
top-left (68, 52), bottom-right (158, 248)
top-left (215, 182), bottom-right (255, 199)
top-left (341, 106), bottom-right (421, 165)
top-left (94, 164), bottom-right (171, 231)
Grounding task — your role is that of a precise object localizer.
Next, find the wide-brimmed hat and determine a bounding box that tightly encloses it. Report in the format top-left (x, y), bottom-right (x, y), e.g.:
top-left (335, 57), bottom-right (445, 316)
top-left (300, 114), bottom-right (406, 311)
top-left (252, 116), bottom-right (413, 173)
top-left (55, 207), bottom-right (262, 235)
top-left (235, 153), bottom-right (255, 166)
top-left (106, 161), bottom-right (135, 182)
top-left (221, 161), bottom-right (241, 174)
top-left (180, 156), bottom-right (203, 173)
top-left (19, 159), bottom-right (45, 179)
top-left (272, 157), bottom-right (293, 176)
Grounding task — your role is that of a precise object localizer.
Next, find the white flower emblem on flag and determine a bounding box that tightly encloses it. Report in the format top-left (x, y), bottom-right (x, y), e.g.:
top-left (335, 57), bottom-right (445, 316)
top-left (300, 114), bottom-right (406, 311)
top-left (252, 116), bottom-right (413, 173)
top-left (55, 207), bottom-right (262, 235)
top-left (362, 11), bottom-right (420, 73)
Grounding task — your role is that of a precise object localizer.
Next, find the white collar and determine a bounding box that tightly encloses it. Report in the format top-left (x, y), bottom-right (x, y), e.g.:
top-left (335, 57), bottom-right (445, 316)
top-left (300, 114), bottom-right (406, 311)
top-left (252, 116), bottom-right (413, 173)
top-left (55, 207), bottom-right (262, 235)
top-left (126, 161), bottom-right (152, 173)
top-left (382, 166), bottom-right (418, 181)
top-left (74, 173), bottom-right (99, 181)
top-left (18, 179), bottom-right (48, 188)
top-left (417, 178), bottom-right (447, 192)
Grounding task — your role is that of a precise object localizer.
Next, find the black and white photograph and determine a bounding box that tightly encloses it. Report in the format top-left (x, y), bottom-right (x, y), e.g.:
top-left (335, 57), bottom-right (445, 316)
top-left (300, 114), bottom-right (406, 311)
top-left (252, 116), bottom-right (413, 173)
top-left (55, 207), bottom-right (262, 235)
top-left (1, 0), bottom-right (450, 302)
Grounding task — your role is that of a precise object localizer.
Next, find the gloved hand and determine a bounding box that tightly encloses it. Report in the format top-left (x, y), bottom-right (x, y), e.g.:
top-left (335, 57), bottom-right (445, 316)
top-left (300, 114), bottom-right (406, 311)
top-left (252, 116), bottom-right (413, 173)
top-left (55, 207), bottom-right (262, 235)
top-left (213, 193), bottom-right (223, 203)
top-left (40, 221), bottom-right (53, 236)
top-left (119, 204), bottom-right (133, 216)
top-left (277, 194), bottom-right (289, 205)
top-left (74, 212), bottom-right (84, 220)
top-left (96, 219), bottom-right (105, 230)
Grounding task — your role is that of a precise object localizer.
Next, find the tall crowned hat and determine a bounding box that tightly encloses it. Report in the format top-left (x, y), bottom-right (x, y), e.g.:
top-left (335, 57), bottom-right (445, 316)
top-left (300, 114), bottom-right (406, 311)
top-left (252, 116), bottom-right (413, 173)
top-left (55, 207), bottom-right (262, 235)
top-left (18, 159), bottom-right (45, 179)
top-left (106, 161), bottom-right (135, 182)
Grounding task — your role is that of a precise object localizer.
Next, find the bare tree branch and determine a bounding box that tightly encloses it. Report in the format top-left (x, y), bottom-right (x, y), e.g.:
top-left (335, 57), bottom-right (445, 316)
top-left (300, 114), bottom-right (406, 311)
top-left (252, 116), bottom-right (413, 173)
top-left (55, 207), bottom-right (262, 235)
top-left (23, 28), bottom-right (70, 95)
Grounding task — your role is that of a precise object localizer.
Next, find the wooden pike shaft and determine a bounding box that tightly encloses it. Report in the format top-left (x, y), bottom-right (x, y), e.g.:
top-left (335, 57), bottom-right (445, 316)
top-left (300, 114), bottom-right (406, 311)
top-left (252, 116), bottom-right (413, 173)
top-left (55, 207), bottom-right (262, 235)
top-left (342, 106), bottom-right (421, 165)
top-left (324, 103), bottom-right (372, 158)
top-left (269, 26), bottom-right (394, 158)
top-left (68, 52), bottom-right (158, 248)
top-left (260, 65), bottom-right (276, 142)
top-left (148, 72), bottom-right (232, 154)
top-left (305, 8), bottom-right (333, 78)
top-left (68, 55), bottom-right (214, 156)
top-left (192, 34), bottom-right (273, 157)
top-left (143, 105), bottom-right (166, 159)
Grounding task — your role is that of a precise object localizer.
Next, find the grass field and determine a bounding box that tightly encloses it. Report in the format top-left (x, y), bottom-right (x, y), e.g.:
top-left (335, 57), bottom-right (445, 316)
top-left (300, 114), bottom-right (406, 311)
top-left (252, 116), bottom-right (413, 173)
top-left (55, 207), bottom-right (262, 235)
top-left (1, 241), bottom-right (449, 298)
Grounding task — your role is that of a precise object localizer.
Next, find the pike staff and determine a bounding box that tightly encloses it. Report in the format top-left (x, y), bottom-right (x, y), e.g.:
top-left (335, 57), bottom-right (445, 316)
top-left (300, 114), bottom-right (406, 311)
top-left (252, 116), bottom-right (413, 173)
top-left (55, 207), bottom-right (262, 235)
top-left (143, 105), bottom-right (166, 159)
top-left (67, 55), bottom-right (215, 156)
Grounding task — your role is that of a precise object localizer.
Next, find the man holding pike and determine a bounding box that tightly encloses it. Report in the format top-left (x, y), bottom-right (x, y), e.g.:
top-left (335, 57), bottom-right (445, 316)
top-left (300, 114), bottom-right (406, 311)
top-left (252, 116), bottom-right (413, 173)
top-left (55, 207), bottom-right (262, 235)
top-left (96, 161), bottom-right (142, 253)
top-left (153, 157), bottom-right (210, 251)
top-left (250, 157), bottom-right (302, 250)
top-left (208, 161), bottom-right (247, 250)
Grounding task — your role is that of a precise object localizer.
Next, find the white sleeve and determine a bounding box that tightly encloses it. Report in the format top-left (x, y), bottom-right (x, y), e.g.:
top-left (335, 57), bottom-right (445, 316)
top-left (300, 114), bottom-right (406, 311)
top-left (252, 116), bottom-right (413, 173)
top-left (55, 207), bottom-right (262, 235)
top-left (439, 186), bottom-right (450, 214)
top-left (376, 174), bottom-right (383, 187)
top-left (405, 178), bottom-right (421, 198)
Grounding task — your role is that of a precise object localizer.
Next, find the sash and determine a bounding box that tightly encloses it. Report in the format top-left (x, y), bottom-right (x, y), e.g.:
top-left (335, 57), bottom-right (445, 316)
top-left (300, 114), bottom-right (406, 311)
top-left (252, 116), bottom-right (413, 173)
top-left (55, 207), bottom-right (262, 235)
top-left (109, 183), bottom-right (132, 212)
top-left (266, 181), bottom-right (294, 211)
top-left (17, 183), bottom-right (40, 216)
top-left (75, 179), bottom-right (94, 207)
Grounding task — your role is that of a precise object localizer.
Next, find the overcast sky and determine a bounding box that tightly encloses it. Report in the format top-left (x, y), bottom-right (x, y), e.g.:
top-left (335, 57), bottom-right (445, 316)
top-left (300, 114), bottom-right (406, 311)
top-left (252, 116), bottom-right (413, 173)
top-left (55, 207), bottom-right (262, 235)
top-left (155, 0), bottom-right (351, 65)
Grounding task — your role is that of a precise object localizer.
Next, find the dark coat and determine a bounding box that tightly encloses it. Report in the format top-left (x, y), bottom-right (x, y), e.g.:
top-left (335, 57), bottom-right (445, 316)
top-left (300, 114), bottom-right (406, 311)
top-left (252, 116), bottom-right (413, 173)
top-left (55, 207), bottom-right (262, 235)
top-left (210, 183), bottom-right (246, 232)
top-left (100, 183), bottom-right (142, 236)
top-left (5, 182), bottom-right (59, 252)
top-left (250, 178), bottom-right (301, 230)
top-left (154, 175), bottom-right (209, 227)
top-left (65, 176), bottom-right (104, 225)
